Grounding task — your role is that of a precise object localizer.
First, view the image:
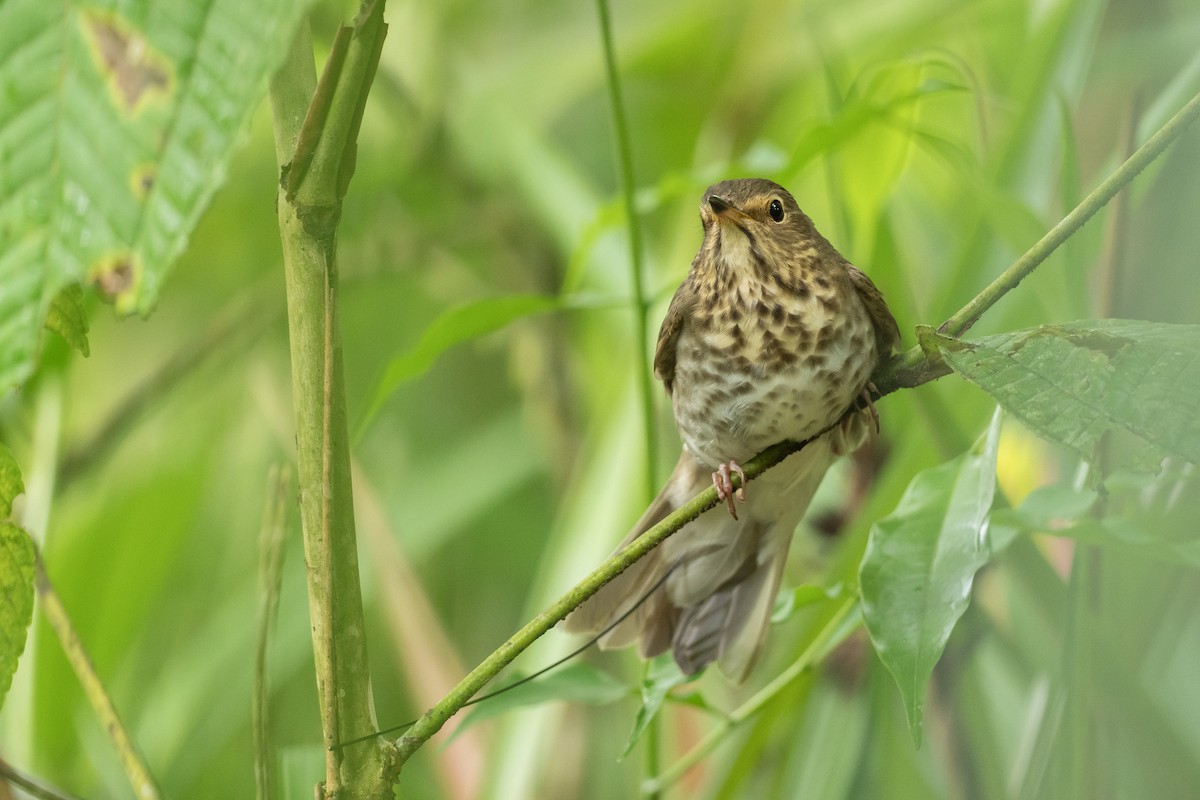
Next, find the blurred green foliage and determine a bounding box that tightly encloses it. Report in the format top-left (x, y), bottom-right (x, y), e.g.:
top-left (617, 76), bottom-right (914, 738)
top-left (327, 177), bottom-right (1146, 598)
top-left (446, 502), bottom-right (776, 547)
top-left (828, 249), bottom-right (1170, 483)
top-left (2, 0), bottom-right (1200, 798)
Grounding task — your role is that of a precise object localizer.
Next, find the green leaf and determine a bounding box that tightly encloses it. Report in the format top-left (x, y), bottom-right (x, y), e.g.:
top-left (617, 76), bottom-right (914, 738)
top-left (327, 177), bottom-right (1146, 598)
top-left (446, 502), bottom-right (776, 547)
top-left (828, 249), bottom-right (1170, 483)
top-left (926, 321), bottom-right (1200, 468)
top-left (1011, 484), bottom-right (1099, 529)
top-left (44, 283), bottom-right (90, 357)
top-left (622, 656), bottom-right (690, 759)
top-left (0, 0), bottom-right (318, 393)
top-left (358, 294), bottom-right (567, 436)
top-left (1001, 513), bottom-right (1200, 567)
top-left (0, 523), bottom-right (36, 711)
top-left (0, 444), bottom-right (22, 518)
top-left (860, 408), bottom-right (1003, 746)
top-left (786, 55), bottom-right (965, 177)
top-left (771, 582), bottom-right (846, 625)
top-left (451, 662), bottom-right (629, 743)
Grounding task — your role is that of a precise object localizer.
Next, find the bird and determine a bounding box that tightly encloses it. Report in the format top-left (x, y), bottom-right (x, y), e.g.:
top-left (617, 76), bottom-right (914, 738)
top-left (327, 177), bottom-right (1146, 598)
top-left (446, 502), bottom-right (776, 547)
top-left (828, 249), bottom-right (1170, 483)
top-left (565, 178), bottom-right (899, 682)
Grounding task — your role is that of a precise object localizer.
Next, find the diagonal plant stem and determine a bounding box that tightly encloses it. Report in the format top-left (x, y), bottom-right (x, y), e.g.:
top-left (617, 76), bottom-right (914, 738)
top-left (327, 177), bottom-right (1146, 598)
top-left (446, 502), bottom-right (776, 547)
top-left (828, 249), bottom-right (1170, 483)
top-left (595, 0), bottom-right (658, 503)
top-left (938, 89), bottom-right (1200, 338)
top-left (386, 87), bottom-right (1200, 777)
top-left (57, 278), bottom-right (280, 488)
top-left (34, 548), bottom-right (161, 800)
top-left (0, 757), bottom-right (85, 800)
top-left (393, 421), bottom-right (848, 765)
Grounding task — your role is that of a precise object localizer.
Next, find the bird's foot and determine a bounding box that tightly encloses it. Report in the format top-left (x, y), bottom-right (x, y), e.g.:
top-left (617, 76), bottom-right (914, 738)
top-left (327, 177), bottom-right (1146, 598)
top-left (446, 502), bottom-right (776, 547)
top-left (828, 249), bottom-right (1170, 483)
top-left (712, 461), bottom-right (747, 519)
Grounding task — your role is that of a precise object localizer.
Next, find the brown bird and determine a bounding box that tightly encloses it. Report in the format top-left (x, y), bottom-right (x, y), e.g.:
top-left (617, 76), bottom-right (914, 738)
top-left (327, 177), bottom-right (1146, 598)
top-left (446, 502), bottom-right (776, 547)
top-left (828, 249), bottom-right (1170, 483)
top-left (566, 178), bottom-right (899, 682)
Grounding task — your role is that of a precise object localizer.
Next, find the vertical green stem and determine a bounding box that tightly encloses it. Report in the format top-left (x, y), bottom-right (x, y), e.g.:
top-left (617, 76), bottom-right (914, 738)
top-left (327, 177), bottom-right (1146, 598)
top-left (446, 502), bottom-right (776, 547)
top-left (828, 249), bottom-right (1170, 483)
top-left (253, 465), bottom-right (291, 800)
top-left (641, 662), bottom-right (662, 800)
top-left (268, 11), bottom-right (394, 797)
top-left (595, 0), bottom-right (658, 501)
top-left (1061, 545), bottom-right (1100, 800)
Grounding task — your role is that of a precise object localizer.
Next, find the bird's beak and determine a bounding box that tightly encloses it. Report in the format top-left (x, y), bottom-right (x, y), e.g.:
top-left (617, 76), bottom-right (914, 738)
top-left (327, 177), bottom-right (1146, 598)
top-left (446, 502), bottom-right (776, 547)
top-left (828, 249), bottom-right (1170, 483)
top-left (708, 195), bottom-right (734, 214)
top-left (707, 195), bottom-right (748, 223)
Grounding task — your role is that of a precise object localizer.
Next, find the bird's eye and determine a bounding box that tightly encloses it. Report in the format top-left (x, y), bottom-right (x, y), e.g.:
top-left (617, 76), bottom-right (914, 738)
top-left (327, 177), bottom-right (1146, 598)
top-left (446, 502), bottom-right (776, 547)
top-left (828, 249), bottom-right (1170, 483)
top-left (768, 199), bottom-right (784, 222)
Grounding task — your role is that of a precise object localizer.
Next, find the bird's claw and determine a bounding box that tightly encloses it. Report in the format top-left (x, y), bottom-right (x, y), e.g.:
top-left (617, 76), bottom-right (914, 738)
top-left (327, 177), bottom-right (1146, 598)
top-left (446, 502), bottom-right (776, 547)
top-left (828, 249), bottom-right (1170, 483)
top-left (712, 461), bottom-right (747, 519)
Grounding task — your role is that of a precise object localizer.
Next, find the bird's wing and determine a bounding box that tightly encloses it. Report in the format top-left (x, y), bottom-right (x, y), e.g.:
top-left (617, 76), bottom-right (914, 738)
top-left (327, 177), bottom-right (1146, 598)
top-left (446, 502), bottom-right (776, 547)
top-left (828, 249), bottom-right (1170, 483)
top-left (653, 279), bottom-right (697, 395)
top-left (847, 265), bottom-right (900, 355)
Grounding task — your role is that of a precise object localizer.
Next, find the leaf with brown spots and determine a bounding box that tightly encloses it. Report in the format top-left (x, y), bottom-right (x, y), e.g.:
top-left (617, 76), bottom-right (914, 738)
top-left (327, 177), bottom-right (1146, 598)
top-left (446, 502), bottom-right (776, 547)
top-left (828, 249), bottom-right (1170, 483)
top-left (82, 12), bottom-right (173, 112)
top-left (0, 0), bottom-right (321, 393)
top-left (90, 254), bottom-right (138, 303)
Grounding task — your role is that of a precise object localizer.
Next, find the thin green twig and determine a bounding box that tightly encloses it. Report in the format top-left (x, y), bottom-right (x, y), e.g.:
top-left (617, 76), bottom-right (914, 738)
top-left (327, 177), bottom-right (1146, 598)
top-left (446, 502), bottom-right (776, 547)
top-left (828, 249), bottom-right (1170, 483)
top-left (58, 277), bottom-right (280, 488)
top-left (939, 89), bottom-right (1200, 337)
top-left (595, 0), bottom-right (658, 503)
top-left (0, 758), bottom-right (85, 800)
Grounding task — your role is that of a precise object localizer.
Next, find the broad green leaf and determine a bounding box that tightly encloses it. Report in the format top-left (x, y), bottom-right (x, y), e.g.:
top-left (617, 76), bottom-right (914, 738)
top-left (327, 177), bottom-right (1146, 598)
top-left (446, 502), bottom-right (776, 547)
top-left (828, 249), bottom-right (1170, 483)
top-left (860, 408), bottom-right (1003, 746)
top-left (0, 0), bottom-right (317, 393)
top-left (621, 656), bottom-right (690, 759)
top-left (0, 523), bottom-right (36, 710)
top-left (451, 662), bottom-right (629, 743)
top-left (923, 321), bottom-right (1200, 468)
top-left (0, 444), bottom-right (22, 518)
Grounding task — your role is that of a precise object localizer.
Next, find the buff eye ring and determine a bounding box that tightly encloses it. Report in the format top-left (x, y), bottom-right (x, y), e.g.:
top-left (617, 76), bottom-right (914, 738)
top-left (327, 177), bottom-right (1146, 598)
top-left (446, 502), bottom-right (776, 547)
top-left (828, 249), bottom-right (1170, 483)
top-left (768, 199), bottom-right (784, 222)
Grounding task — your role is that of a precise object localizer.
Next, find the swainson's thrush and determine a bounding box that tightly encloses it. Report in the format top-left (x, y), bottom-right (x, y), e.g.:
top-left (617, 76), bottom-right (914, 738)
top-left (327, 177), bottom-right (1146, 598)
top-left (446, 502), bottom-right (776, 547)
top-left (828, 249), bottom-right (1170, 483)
top-left (566, 178), bottom-right (899, 681)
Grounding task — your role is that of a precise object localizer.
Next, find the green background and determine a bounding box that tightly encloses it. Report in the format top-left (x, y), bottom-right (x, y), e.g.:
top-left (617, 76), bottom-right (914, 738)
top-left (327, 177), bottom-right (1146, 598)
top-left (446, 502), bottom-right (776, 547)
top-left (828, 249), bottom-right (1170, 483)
top-left (2, 0), bottom-right (1200, 797)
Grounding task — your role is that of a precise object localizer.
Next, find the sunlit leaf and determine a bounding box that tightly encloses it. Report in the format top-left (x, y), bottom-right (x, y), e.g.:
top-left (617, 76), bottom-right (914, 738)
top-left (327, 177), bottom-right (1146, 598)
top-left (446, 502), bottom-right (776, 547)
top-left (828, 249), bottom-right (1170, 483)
top-left (923, 321), bottom-right (1200, 469)
top-left (0, 0), bottom-right (318, 393)
top-left (786, 54), bottom-right (965, 178)
top-left (0, 523), bottom-right (35, 711)
top-left (860, 408), bottom-right (1002, 746)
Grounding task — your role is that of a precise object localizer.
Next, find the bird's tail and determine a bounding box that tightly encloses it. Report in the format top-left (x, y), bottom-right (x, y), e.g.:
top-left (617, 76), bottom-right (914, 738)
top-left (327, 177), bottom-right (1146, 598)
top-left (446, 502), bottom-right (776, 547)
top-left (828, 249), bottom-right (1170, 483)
top-left (563, 450), bottom-right (707, 660)
top-left (566, 414), bottom-right (869, 681)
